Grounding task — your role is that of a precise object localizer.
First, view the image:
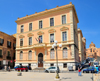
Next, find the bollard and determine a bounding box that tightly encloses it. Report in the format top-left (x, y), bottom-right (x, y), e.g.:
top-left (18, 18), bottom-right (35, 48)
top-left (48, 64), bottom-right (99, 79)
top-left (17, 70), bottom-right (22, 76)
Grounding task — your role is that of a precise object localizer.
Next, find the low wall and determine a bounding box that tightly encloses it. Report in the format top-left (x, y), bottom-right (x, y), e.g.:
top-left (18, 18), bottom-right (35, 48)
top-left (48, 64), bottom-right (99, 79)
top-left (93, 74), bottom-right (100, 81)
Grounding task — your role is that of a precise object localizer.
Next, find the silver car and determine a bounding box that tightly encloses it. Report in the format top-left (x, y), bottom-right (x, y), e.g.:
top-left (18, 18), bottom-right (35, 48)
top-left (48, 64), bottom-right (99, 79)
top-left (45, 66), bottom-right (60, 73)
top-left (68, 66), bottom-right (73, 71)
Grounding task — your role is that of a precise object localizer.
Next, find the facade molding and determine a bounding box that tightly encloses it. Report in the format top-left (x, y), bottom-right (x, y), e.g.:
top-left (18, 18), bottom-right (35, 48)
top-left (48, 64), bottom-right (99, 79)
top-left (16, 23), bottom-right (72, 35)
top-left (37, 31), bottom-right (44, 35)
top-left (19, 35), bottom-right (25, 38)
top-left (48, 29), bottom-right (56, 33)
top-left (27, 33), bottom-right (34, 37)
top-left (60, 26), bottom-right (69, 31)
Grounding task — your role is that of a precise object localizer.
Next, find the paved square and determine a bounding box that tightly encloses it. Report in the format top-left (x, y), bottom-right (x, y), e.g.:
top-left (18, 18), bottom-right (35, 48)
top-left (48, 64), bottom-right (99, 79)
top-left (0, 71), bottom-right (93, 81)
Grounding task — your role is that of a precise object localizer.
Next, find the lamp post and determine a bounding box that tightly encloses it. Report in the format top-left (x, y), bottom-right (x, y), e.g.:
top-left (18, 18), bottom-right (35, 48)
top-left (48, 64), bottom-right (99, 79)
top-left (52, 40), bottom-right (62, 79)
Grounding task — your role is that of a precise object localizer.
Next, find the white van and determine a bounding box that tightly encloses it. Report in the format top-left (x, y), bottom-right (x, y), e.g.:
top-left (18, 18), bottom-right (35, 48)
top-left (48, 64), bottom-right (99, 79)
top-left (45, 66), bottom-right (60, 73)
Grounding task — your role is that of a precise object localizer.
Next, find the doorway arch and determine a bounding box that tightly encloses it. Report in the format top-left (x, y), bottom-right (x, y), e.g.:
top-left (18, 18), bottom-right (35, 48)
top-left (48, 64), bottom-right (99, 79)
top-left (38, 53), bottom-right (43, 67)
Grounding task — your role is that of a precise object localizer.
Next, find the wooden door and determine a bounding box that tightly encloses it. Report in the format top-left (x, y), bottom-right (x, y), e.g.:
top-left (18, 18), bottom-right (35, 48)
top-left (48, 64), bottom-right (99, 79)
top-left (38, 53), bottom-right (43, 67)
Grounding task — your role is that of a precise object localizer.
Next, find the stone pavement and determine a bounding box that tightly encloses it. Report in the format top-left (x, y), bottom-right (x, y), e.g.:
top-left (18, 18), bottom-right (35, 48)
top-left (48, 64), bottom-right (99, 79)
top-left (0, 71), bottom-right (92, 81)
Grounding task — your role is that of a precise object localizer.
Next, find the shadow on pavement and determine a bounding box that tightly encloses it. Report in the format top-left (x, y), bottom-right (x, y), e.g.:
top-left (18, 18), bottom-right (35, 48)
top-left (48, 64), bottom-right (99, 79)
top-left (62, 77), bottom-right (71, 80)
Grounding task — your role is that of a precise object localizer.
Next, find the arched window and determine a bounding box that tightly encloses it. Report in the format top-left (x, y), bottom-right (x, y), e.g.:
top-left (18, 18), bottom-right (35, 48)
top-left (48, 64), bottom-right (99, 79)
top-left (50, 48), bottom-right (54, 59)
top-left (63, 47), bottom-right (67, 58)
top-left (28, 50), bottom-right (32, 60)
top-left (90, 49), bottom-right (92, 52)
top-left (20, 51), bottom-right (23, 60)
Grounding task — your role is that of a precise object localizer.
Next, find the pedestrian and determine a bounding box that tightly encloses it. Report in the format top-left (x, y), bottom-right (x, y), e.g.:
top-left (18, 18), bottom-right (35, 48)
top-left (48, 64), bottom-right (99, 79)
top-left (5, 66), bottom-right (7, 71)
top-left (95, 65), bottom-right (99, 74)
top-left (8, 66), bottom-right (10, 72)
top-left (78, 64), bottom-right (82, 76)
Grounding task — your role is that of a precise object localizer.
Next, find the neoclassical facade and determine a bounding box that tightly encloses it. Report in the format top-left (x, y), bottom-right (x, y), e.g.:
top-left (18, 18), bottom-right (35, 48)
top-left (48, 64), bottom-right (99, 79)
top-left (86, 42), bottom-right (100, 60)
top-left (15, 2), bottom-right (83, 70)
top-left (0, 31), bottom-right (16, 67)
top-left (78, 28), bottom-right (86, 62)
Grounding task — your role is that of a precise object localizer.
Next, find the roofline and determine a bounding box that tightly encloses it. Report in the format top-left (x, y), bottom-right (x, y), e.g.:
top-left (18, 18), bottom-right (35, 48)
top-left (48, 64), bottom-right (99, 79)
top-left (77, 28), bottom-right (83, 37)
top-left (15, 2), bottom-right (79, 23)
top-left (0, 31), bottom-right (15, 39)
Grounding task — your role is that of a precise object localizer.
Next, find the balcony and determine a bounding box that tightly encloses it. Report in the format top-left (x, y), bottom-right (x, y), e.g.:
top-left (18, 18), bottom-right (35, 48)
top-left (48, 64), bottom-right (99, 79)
top-left (6, 56), bottom-right (11, 60)
top-left (0, 55), bottom-right (3, 58)
top-left (33, 43), bottom-right (46, 48)
top-left (7, 45), bottom-right (11, 48)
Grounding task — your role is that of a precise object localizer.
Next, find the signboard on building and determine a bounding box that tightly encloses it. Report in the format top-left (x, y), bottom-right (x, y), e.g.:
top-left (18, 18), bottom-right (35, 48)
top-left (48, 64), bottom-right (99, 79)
top-left (3, 60), bottom-right (8, 65)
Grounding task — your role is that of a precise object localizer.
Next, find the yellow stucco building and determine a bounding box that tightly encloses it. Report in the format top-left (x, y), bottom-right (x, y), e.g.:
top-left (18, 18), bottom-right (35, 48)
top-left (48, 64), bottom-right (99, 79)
top-left (0, 31), bottom-right (16, 67)
top-left (15, 2), bottom-right (86, 70)
top-left (78, 28), bottom-right (86, 62)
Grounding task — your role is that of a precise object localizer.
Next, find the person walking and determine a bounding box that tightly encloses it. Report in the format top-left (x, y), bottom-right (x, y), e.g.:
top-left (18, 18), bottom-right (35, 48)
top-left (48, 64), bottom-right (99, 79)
top-left (5, 66), bottom-right (7, 71)
top-left (8, 66), bottom-right (10, 72)
top-left (95, 65), bottom-right (99, 74)
top-left (78, 64), bottom-right (82, 76)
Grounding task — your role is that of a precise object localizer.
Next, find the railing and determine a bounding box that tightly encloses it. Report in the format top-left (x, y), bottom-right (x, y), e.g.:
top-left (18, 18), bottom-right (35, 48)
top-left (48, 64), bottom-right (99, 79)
top-left (6, 56), bottom-right (11, 60)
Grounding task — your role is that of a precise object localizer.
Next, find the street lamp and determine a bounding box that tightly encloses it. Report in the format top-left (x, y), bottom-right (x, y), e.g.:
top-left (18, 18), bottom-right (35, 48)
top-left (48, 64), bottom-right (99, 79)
top-left (52, 40), bottom-right (62, 80)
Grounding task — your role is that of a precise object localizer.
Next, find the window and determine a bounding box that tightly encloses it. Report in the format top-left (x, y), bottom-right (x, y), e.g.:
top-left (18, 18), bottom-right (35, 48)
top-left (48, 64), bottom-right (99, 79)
top-left (62, 15), bottom-right (66, 24)
top-left (50, 34), bottom-right (54, 43)
top-left (28, 50), bottom-right (32, 60)
top-left (39, 21), bottom-right (42, 29)
top-left (0, 38), bottom-right (4, 45)
top-left (39, 35), bottom-right (42, 43)
top-left (62, 32), bottom-right (67, 41)
top-left (0, 61), bottom-right (1, 65)
top-left (7, 41), bottom-right (11, 48)
top-left (50, 49), bottom-right (54, 59)
top-left (20, 51), bottom-right (23, 60)
top-left (93, 49), bottom-right (95, 52)
top-left (50, 63), bottom-right (54, 66)
top-left (50, 18), bottom-right (54, 26)
top-left (8, 51), bottom-right (10, 56)
top-left (29, 23), bottom-right (32, 31)
top-left (63, 63), bottom-right (67, 68)
top-left (90, 49), bottom-right (92, 52)
top-left (29, 37), bottom-right (32, 45)
top-left (21, 25), bottom-right (24, 33)
top-left (13, 43), bottom-right (16, 49)
top-left (20, 39), bottom-right (23, 46)
top-left (0, 50), bottom-right (2, 55)
top-left (63, 48), bottom-right (67, 58)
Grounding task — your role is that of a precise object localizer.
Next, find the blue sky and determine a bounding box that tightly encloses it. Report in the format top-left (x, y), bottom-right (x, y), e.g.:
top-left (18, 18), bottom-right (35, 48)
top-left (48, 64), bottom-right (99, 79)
top-left (0, 0), bottom-right (100, 48)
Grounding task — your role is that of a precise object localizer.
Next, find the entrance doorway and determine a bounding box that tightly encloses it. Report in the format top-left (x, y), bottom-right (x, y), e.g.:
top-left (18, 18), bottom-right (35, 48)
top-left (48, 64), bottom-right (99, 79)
top-left (38, 53), bottom-right (43, 67)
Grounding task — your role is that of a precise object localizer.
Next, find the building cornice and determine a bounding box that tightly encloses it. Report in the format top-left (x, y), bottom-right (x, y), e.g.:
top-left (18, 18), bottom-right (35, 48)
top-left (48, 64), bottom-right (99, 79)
top-left (77, 28), bottom-right (83, 37)
top-left (15, 3), bottom-right (79, 24)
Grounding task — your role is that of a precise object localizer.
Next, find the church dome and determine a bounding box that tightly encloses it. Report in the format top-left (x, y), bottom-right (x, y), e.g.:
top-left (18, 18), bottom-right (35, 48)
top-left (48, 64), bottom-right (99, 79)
top-left (89, 42), bottom-right (95, 48)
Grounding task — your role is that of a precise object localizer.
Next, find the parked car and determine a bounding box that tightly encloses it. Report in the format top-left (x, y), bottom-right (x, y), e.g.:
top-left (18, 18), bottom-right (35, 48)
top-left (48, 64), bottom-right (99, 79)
top-left (27, 66), bottom-right (32, 70)
top-left (68, 66), bottom-right (73, 71)
top-left (45, 66), bottom-right (60, 73)
top-left (83, 66), bottom-right (96, 73)
top-left (15, 66), bottom-right (28, 72)
top-left (14, 65), bottom-right (20, 69)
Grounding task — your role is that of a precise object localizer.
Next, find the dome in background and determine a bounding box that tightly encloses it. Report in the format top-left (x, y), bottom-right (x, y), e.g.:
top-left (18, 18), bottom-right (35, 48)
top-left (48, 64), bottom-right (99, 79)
top-left (89, 42), bottom-right (95, 48)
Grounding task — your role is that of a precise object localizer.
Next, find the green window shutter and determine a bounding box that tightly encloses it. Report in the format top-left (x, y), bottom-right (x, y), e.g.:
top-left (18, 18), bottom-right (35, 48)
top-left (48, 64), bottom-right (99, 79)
top-left (8, 51), bottom-right (10, 56)
top-left (0, 61), bottom-right (1, 65)
top-left (0, 50), bottom-right (2, 55)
